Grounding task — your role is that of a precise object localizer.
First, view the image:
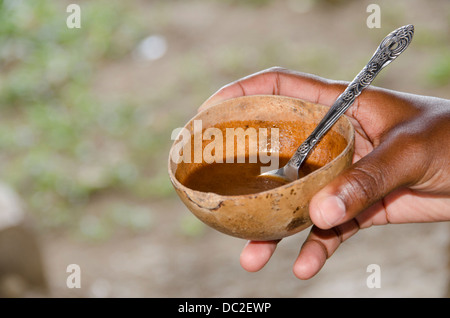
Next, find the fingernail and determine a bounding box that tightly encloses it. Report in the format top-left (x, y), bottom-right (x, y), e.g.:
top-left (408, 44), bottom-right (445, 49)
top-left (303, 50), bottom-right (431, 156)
top-left (317, 195), bottom-right (346, 227)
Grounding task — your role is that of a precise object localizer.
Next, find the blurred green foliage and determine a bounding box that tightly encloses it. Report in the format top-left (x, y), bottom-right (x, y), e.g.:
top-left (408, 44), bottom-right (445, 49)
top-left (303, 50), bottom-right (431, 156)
top-left (212, 0), bottom-right (275, 8)
top-left (77, 203), bottom-right (155, 242)
top-left (427, 51), bottom-right (450, 86)
top-left (0, 0), bottom-right (172, 234)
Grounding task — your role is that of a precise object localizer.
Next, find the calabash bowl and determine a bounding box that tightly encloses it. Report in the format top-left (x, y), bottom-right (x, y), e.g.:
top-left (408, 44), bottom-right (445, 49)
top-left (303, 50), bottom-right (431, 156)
top-left (168, 95), bottom-right (354, 241)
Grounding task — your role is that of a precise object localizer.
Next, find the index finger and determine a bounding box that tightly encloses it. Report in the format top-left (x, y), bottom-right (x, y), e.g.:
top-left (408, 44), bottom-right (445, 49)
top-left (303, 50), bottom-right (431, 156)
top-left (198, 67), bottom-right (347, 112)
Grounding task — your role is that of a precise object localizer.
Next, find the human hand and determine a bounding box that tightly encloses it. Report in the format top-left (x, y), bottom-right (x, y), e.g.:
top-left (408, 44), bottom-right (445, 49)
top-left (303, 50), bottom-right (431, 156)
top-left (199, 67), bottom-right (450, 279)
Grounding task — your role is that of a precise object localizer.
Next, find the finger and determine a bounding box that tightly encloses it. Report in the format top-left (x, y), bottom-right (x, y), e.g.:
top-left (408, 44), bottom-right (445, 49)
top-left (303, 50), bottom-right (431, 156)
top-left (239, 240), bottom-right (279, 272)
top-left (198, 67), bottom-right (347, 112)
top-left (377, 188), bottom-right (450, 223)
top-left (293, 221), bottom-right (359, 280)
top-left (309, 128), bottom-right (426, 230)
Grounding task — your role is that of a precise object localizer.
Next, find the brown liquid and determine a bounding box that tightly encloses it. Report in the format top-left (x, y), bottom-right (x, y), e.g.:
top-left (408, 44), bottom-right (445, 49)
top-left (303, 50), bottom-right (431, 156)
top-left (177, 119), bottom-right (347, 196)
top-left (182, 157), bottom-right (321, 196)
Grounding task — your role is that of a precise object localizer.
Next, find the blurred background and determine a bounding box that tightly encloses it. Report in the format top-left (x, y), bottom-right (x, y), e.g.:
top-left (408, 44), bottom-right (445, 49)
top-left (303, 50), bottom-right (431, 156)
top-left (0, 0), bottom-right (449, 297)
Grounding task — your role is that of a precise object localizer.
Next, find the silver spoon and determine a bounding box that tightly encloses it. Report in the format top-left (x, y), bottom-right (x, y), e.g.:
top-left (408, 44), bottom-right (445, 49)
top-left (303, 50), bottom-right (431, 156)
top-left (260, 24), bottom-right (415, 182)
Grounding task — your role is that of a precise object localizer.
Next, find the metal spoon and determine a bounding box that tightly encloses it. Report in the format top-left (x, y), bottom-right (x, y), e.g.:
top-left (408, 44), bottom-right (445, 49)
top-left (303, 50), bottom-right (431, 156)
top-left (260, 24), bottom-right (415, 182)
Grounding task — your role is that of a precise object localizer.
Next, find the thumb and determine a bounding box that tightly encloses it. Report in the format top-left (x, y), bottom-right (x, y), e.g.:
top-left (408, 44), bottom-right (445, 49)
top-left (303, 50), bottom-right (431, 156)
top-left (308, 134), bottom-right (424, 229)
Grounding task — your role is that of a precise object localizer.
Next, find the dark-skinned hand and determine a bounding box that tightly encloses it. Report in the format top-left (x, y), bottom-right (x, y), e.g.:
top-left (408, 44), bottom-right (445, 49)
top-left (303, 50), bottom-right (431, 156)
top-left (199, 67), bottom-right (450, 279)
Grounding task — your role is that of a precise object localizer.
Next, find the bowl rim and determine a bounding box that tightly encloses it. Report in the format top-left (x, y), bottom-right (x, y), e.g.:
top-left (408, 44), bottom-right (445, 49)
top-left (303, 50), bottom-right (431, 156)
top-left (168, 94), bottom-right (355, 198)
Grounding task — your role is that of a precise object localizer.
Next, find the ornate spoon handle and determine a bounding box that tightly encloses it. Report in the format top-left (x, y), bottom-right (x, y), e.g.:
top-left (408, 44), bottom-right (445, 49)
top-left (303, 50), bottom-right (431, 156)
top-left (288, 24), bottom-right (414, 170)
